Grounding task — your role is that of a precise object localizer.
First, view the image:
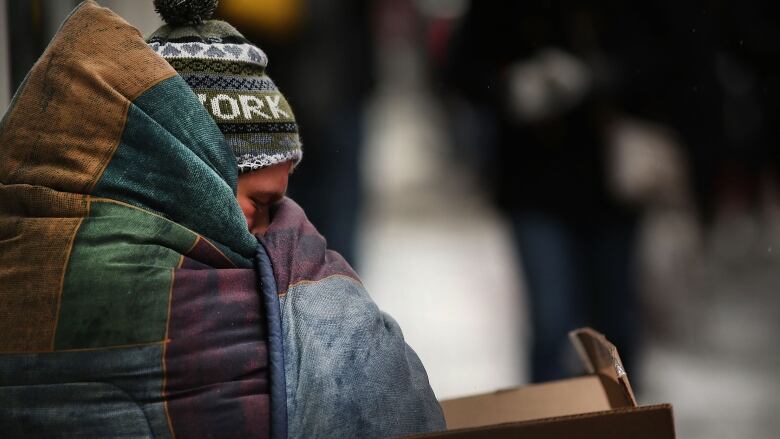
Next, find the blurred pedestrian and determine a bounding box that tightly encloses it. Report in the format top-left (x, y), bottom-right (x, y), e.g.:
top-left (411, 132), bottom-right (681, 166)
top-left (444, 1), bottom-right (641, 383)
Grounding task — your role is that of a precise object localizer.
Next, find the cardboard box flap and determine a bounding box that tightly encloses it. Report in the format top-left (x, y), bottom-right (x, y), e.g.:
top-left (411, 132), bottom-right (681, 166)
top-left (570, 328), bottom-right (637, 407)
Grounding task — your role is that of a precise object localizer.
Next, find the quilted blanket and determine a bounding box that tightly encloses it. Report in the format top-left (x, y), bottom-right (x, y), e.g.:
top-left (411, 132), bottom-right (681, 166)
top-left (0, 2), bottom-right (444, 438)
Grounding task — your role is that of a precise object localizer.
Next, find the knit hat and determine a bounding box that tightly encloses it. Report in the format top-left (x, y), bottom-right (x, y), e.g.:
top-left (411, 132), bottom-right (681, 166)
top-left (146, 0), bottom-right (302, 173)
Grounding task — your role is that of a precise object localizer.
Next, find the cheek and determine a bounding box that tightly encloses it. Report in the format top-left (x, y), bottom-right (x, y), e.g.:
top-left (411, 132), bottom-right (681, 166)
top-left (237, 196), bottom-right (255, 228)
top-left (278, 172), bottom-right (291, 192)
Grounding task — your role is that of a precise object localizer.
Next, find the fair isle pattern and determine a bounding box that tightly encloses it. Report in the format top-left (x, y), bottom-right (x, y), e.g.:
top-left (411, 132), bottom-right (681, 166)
top-left (218, 123), bottom-right (298, 134)
top-left (182, 74), bottom-right (277, 92)
top-left (166, 58), bottom-right (262, 76)
top-left (229, 132), bottom-right (302, 168)
top-left (149, 41), bottom-right (268, 67)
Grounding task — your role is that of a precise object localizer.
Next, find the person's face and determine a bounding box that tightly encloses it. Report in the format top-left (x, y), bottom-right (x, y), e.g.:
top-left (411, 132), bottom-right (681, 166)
top-left (236, 161), bottom-right (293, 236)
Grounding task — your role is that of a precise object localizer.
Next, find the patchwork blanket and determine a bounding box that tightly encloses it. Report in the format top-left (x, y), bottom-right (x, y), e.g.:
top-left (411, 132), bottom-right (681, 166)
top-left (0, 2), bottom-right (444, 438)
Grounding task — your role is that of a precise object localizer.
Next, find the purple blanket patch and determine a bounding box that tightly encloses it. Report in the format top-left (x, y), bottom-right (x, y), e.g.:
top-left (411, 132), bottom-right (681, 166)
top-left (165, 246), bottom-right (270, 438)
top-left (260, 198), bottom-right (360, 296)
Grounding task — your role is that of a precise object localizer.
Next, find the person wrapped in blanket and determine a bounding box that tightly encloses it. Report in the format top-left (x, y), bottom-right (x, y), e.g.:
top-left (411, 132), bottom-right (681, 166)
top-left (150, 0), bottom-right (446, 437)
top-left (0, 1), bottom-right (444, 438)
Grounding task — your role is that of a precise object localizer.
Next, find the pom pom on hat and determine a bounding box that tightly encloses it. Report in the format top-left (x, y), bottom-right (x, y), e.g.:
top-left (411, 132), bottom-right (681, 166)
top-left (153, 0), bottom-right (219, 26)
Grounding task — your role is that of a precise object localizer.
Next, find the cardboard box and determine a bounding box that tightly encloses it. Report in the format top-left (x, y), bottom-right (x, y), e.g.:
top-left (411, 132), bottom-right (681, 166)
top-left (410, 328), bottom-right (675, 438)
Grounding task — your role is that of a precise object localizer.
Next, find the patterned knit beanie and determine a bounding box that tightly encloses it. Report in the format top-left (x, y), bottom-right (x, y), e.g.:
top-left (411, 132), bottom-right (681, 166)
top-left (147, 0), bottom-right (302, 173)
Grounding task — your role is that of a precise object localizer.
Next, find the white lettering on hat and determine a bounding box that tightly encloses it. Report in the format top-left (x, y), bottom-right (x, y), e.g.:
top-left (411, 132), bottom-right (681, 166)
top-left (197, 93), bottom-right (207, 105)
top-left (265, 95), bottom-right (289, 119)
top-left (239, 95), bottom-right (271, 120)
top-left (211, 94), bottom-right (241, 120)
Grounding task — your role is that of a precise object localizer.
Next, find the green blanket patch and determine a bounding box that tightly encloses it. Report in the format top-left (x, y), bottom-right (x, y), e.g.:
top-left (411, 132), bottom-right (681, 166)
top-left (55, 201), bottom-right (197, 350)
top-left (92, 76), bottom-right (256, 266)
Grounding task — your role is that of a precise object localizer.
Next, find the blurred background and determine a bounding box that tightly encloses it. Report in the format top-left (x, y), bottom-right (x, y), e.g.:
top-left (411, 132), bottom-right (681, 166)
top-left (1, 1), bottom-right (779, 437)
